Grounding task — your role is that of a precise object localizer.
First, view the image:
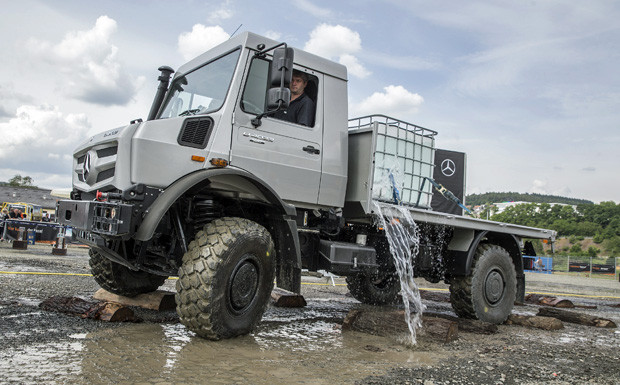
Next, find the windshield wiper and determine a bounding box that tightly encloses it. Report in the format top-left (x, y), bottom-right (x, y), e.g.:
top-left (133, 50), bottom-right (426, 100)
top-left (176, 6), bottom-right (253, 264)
top-left (178, 108), bottom-right (201, 117)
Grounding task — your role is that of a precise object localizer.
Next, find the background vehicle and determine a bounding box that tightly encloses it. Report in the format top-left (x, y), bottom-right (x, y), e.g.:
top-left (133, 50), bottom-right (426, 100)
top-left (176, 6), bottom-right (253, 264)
top-left (1, 202), bottom-right (43, 221)
top-left (57, 32), bottom-right (556, 339)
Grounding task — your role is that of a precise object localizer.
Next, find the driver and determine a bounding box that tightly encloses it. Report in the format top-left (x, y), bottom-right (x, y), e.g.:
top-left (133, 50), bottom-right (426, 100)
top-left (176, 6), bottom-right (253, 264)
top-left (274, 70), bottom-right (315, 127)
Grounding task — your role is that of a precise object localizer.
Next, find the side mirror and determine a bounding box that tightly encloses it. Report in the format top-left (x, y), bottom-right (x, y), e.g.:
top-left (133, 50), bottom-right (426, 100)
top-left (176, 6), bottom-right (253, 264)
top-left (267, 87), bottom-right (291, 110)
top-left (267, 47), bottom-right (294, 110)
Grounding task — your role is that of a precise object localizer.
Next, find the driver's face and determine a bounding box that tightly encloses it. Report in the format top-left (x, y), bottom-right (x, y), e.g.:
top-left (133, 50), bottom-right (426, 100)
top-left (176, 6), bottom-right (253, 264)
top-left (290, 75), bottom-right (307, 96)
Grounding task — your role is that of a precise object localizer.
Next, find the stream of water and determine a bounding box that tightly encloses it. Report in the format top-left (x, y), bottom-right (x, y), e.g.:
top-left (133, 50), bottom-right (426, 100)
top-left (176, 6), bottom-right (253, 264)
top-left (372, 201), bottom-right (425, 346)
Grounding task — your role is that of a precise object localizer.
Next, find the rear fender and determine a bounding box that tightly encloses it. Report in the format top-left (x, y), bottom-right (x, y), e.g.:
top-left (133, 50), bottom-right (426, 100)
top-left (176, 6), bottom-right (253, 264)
top-left (445, 229), bottom-right (524, 301)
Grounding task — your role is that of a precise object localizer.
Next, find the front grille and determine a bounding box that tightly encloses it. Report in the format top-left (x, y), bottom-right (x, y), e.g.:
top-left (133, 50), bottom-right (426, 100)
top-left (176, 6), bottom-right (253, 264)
top-left (178, 117), bottom-right (213, 149)
top-left (75, 142), bottom-right (118, 186)
top-left (97, 146), bottom-right (118, 157)
top-left (96, 168), bottom-right (115, 182)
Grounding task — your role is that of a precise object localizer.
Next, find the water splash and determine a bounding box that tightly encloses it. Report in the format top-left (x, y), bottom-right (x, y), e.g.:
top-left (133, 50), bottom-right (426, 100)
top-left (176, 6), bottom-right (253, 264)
top-left (372, 201), bottom-right (425, 346)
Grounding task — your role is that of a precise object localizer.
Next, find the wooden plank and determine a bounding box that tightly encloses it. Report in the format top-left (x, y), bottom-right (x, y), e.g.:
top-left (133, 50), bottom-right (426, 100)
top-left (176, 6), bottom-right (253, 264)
top-left (525, 294), bottom-right (574, 308)
top-left (39, 296), bottom-right (135, 322)
top-left (506, 314), bottom-right (564, 330)
top-left (419, 290), bottom-right (451, 303)
top-left (93, 289), bottom-right (176, 311)
top-left (12, 240), bottom-right (28, 250)
top-left (537, 307), bottom-right (617, 328)
top-left (424, 311), bottom-right (498, 334)
top-left (271, 287), bottom-right (307, 308)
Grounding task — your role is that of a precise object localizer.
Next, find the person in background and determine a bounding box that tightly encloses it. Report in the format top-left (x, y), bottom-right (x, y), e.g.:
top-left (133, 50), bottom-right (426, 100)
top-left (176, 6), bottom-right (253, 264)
top-left (42, 213), bottom-right (50, 222)
top-left (535, 257), bottom-right (544, 272)
top-left (0, 209), bottom-right (8, 241)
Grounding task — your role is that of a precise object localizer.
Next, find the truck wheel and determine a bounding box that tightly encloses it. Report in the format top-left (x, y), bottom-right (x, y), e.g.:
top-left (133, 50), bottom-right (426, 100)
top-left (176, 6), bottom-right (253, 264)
top-left (449, 244), bottom-right (516, 324)
top-left (176, 217), bottom-right (275, 340)
top-left (89, 249), bottom-right (167, 297)
top-left (346, 272), bottom-right (400, 305)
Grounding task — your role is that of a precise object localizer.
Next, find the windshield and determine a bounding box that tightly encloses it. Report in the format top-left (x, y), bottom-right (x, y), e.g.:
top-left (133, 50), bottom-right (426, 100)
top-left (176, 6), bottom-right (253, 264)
top-left (159, 49), bottom-right (241, 119)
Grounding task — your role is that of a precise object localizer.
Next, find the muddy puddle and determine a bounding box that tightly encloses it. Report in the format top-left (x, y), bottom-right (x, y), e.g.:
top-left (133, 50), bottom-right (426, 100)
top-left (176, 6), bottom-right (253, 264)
top-left (0, 297), bottom-right (445, 385)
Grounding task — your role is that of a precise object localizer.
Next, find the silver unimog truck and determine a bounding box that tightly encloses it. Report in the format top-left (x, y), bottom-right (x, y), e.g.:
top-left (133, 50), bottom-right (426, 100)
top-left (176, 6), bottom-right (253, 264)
top-left (57, 32), bottom-right (556, 339)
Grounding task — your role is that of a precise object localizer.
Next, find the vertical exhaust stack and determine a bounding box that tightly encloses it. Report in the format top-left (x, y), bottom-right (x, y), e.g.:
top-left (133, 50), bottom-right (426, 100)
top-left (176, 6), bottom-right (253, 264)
top-left (147, 66), bottom-right (175, 121)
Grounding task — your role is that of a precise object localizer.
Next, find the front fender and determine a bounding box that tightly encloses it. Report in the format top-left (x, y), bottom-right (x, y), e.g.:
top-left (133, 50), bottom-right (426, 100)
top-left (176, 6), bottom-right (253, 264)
top-left (134, 167), bottom-right (296, 241)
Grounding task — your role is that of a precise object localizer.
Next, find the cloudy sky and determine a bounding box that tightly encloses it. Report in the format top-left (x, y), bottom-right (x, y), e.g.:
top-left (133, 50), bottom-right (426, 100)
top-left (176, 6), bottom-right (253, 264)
top-left (0, 0), bottom-right (618, 203)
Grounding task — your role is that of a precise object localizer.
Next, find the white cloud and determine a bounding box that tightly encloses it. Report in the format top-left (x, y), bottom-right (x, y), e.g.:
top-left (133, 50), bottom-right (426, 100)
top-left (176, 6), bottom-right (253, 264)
top-left (25, 16), bottom-right (143, 106)
top-left (531, 179), bottom-right (548, 194)
top-left (264, 30), bottom-right (282, 41)
top-left (304, 24), bottom-right (370, 78)
top-left (352, 85), bottom-right (424, 117)
top-left (338, 54), bottom-right (371, 78)
top-left (0, 104), bottom-right (91, 175)
top-left (304, 24), bottom-right (361, 58)
top-left (178, 25), bottom-right (230, 61)
top-left (207, 1), bottom-right (234, 24)
top-left (293, 0), bottom-right (333, 19)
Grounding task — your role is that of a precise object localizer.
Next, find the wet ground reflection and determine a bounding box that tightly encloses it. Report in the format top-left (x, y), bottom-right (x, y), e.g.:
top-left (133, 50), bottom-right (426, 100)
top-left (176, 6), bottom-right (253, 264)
top-left (1, 298), bottom-right (437, 385)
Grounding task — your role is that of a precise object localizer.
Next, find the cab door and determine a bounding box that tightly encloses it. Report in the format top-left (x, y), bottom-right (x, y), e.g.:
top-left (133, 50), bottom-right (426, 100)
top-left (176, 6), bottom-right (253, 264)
top-left (231, 56), bottom-right (323, 206)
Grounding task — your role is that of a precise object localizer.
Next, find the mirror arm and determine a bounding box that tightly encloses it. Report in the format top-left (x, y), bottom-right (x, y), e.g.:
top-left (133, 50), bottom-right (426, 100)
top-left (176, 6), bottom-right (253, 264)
top-left (251, 101), bottom-right (282, 127)
top-left (254, 42), bottom-right (287, 58)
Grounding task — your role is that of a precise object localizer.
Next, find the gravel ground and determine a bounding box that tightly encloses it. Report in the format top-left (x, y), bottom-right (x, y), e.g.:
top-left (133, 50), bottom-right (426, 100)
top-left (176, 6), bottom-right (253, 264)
top-left (1, 242), bottom-right (619, 385)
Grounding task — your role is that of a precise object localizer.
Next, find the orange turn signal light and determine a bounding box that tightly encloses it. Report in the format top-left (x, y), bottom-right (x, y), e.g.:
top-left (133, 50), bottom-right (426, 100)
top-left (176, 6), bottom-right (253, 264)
top-left (191, 155), bottom-right (206, 162)
top-left (210, 158), bottom-right (229, 168)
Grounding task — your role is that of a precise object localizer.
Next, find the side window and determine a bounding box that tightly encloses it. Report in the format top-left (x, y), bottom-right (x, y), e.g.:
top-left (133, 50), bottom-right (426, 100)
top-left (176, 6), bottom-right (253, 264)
top-left (241, 57), bottom-right (318, 127)
top-left (241, 58), bottom-right (269, 115)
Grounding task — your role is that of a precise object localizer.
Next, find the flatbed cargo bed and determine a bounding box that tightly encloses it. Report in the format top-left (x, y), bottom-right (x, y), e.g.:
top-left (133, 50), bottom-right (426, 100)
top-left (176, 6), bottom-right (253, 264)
top-left (377, 202), bottom-right (556, 241)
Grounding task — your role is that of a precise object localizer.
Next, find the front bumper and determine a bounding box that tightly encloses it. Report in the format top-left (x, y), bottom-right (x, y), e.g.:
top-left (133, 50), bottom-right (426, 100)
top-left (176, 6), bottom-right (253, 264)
top-left (56, 200), bottom-right (134, 236)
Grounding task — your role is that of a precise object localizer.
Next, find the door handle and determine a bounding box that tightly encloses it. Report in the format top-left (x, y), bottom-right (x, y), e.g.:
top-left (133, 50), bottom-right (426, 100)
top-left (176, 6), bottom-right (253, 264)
top-left (302, 145), bottom-right (320, 155)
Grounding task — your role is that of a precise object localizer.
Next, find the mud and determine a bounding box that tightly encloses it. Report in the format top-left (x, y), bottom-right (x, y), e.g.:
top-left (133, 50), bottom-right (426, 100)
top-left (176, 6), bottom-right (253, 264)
top-left (1, 243), bottom-right (619, 384)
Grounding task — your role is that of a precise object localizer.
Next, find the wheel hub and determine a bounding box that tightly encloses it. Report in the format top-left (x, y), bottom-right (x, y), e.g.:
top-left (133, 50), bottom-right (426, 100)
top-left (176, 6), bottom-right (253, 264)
top-left (484, 270), bottom-right (505, 305)
top-left (230, 258), bottom-right (259, 311)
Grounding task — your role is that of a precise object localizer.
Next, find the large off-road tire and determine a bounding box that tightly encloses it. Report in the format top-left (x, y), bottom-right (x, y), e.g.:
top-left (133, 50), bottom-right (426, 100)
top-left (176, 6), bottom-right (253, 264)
top-left (449, 244), bottom-right (517, 324)
top-left (176, 217), bottom-right (275, 340)
top-left (346, 272), bottom-right (400, 305)
top-left (89, 248), bottom-right (167, 297)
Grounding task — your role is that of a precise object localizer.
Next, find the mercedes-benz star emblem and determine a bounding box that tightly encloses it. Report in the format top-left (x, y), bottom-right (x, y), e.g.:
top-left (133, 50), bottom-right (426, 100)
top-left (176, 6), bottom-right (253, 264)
top-left (83, 152), bottom-right (92, 179)
top-left (441, 159), bottom-right (456, 177)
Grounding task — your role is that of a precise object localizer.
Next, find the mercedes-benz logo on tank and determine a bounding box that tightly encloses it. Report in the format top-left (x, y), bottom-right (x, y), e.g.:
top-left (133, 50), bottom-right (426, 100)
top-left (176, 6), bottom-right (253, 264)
top-left (441, 159), bottom-right (456, 177)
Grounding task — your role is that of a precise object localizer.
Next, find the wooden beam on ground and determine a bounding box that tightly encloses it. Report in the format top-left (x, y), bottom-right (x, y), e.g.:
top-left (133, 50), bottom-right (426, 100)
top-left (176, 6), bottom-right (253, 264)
top-left (419, 290), bottom-right (451, 303)
top-left (537, 307), bottom-right (617, 328)
top-left (93, 289), bottom-right (176, 311)
top-left (525, 294), bottom-right (574, 308)
top-left (506, 314), bottom-right (564, 330)
top-left (39, 296), bottom-right (135, 322)
top-left (12, 240), bottom-right (27, 250)
top-left (342, 309), bottom-right (458, 343)
top-left (271, 287), bottom-right (307, 308)
top-left (424, 312), bottom-right (498, 334)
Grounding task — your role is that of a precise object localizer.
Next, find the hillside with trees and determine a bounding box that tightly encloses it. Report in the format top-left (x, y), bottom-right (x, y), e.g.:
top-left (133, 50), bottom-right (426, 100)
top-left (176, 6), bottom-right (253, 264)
top-left (489, 201), bottom-right (620, 257)
top-left (466, 192), bottom-right (593, 206)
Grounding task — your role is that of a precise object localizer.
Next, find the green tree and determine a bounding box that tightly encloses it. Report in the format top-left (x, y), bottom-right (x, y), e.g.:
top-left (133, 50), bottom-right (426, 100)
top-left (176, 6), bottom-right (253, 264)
top-left (602, 237), bottom-right (620, 257)
top-left (7, 174), bottom-right (36, 188)
top-left (587, 246), bottom-right (600, 258)
top-left (570, 244), bottom-right (582, 255)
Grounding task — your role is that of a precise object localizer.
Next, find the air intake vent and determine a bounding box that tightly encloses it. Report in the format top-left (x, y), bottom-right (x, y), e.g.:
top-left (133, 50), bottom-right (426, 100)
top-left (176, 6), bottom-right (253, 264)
top-left (96, 168), bottom-right (115, 182)
top-left (178, 117), bottom-right (213, 149)
top-left (97, 146), bottom-right (118, 157)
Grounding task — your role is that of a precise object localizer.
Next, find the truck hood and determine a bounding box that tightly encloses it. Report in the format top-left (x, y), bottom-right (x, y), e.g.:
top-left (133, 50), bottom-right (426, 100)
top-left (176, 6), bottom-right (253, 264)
top-left (74, 124), bottom-right (133, 154)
